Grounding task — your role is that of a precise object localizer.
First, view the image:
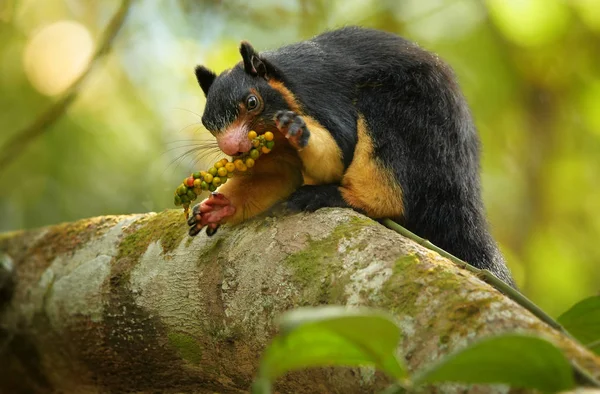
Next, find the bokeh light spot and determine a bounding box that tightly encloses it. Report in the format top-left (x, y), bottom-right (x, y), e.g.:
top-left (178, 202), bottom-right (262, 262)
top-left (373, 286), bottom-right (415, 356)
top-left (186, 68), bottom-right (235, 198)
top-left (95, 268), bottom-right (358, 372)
top-left (23, 20), bottom-right (94, 96)
top-left (486, 0), bottom-right (569, 47)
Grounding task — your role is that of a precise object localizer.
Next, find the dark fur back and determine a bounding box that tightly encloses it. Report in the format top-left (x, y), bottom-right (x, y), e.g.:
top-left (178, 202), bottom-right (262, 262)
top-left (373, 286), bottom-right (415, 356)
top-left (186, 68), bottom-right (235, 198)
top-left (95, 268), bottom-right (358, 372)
top-left (263, 26), bottom-right (514, 285)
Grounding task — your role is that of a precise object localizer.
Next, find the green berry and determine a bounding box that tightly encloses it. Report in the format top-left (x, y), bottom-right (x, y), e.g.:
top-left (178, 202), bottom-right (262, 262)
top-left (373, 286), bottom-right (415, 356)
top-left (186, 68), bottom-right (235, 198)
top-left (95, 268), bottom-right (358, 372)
top-left (186, 189), bottom-right (196, 201)
top-left (250, 149), bottom-right (260, 160)
top-left (174, 195), bottom-right (182, 206)
top-left (177, 185), bottom-right (187, 195)
top-left (266, 140), bottom-right (275, 149)
top-left (193, 171), bottom-right (202, 179)
top-left (201, 181), bottom-right (209, 190)
top-left (208, 167), bottom-right (218, 176)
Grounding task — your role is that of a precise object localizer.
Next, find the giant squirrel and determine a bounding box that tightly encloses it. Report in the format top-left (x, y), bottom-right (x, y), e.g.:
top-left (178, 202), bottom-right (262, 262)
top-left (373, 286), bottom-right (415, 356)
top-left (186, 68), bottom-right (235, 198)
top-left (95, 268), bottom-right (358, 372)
top-left (186, 26), bottom-right (515, 287)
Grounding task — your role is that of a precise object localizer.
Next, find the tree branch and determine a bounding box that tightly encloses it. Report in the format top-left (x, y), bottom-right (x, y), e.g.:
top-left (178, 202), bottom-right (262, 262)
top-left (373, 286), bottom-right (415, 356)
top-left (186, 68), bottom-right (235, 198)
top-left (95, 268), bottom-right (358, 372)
top-left (1, 208), bottom-right (599, 393)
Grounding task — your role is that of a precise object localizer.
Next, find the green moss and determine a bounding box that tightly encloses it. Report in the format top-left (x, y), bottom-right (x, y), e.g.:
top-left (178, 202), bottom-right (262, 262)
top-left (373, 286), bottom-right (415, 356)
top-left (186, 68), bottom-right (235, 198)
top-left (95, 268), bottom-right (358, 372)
top-left (283, 217), bottom-right (377, 303)
top-left (429, 294), bottom-right (498, 341)
top-left (111, 210), bottom-right (188, 284)
top-left (448, 296), bottom-right (495, 322)
top-left (185, 235), bottom-right (195, 248)
top-left (393, 254), bottom-right (420, 273)
top-left (0, 229), bottom-right (24, 243)
top-left (379, 254), bottom-right (423, 316)
top-left (30, 216), bottom-right (118, 263)
top-left (433, 269), bottom-right (464, 292)
top-left (317, 272), bottom-right (352, 304)
top-left (167, 332), bottom-right (203, 365)
top-left (117, 210), bottom-right (187, 262)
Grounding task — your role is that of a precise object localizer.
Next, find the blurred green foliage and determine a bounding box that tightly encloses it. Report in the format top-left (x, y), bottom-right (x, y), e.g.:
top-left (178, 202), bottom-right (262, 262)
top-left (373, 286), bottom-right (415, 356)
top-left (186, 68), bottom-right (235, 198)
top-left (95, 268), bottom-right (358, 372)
top-left (1, 0), bottom-right (599, 315)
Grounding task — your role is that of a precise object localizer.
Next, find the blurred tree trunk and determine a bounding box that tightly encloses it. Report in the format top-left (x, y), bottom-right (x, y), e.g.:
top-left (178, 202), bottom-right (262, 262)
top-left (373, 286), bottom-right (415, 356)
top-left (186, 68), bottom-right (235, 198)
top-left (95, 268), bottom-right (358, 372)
top-left (0, 208), bottom-right (599, 394)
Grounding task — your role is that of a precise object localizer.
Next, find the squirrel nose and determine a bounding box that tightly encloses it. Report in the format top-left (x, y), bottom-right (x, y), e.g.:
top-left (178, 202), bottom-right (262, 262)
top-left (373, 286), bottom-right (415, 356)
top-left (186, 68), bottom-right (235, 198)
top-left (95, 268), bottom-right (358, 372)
top-left (217, 138), bottom-right (241, 156)
top-left (217, 133), bottom-right (252, 156)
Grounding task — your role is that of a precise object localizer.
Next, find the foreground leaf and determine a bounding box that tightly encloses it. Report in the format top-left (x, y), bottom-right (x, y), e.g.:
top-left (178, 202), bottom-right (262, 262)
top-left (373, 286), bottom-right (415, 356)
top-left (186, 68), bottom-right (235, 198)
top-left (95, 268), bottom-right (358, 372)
top-left (256, 306), bottom-right (406, 384)
top-left (413, 334), bottom-right (574, 392)
top-left (557, 296), bottom-right (600, 354)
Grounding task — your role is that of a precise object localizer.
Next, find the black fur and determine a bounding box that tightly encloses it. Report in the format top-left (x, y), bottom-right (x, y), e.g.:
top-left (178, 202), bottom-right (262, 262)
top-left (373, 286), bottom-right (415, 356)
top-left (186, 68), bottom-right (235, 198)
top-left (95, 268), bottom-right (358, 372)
top-left (240, 41), bottom-right (268, 78)
top-left (194, 66), bottom-right (216, 96)
top-left (195, 26), bottom-right (515, 286)
top-left (288, 184), bottom-right (352, 213)
top-left (198, 66), bottom-right (288, 134)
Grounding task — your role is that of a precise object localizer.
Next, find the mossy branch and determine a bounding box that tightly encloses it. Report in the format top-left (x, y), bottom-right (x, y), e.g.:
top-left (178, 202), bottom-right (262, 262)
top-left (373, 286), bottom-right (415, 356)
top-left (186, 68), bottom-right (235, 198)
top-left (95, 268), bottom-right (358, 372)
top-left (381, 218), bottom-right (600, 388)
top-left (0, 0), bottom-right (132, 174)
top-left (1, 209), bottom-right (599, 393)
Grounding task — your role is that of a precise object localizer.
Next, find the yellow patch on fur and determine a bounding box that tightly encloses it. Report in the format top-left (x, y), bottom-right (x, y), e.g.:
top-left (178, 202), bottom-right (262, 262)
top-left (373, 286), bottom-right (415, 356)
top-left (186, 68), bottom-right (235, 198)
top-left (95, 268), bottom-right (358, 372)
top-left (216, 143), bottom-right (303, 224)
top-left (340, 115), bottom-right (404, 218)
top-left (268, 80), bottom-right (302, 113)
top-left (299, 116), bottom-right (344, 185)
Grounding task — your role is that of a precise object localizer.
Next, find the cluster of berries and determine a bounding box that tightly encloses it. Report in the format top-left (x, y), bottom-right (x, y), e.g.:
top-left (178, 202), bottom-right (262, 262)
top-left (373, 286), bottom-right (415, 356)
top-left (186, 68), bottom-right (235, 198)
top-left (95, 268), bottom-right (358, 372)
top-left (173, 131), bottom-right (275, 217)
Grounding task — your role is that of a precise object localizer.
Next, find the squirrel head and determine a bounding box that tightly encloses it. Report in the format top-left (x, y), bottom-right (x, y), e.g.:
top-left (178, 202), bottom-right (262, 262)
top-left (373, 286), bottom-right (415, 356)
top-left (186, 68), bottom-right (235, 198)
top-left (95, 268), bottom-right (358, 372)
top-left (194, 42), bottom-right (290, 156)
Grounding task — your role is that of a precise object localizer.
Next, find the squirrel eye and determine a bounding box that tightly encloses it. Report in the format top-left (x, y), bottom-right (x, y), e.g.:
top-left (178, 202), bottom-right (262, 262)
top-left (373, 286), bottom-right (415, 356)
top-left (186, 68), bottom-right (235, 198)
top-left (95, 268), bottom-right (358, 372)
top-left (246, 95), bottom-right (258, 110)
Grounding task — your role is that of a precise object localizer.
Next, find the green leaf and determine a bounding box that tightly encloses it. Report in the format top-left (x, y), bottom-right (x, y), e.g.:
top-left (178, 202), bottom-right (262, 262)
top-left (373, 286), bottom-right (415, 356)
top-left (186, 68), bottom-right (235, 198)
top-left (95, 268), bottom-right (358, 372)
top-left (557, 296), bottom-right (600, 353)
top-left (256, 306), bottom-right (407, 384)
top-left (251, 377), bottom-right (271, 394)
top-left (413, 334), bottom-right (574, 392)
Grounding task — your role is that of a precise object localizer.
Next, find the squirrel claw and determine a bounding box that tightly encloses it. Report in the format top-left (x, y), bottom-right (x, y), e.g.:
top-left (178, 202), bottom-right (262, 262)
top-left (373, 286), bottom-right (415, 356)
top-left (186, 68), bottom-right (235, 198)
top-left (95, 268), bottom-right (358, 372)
top-left (187, 193), bottom-right (235, 237)
top-left (206, 224), bottom-right (220, 236)
top-left (189, 224), bottom-right (203, 237)
top-left (274, 110), bottom-right (310, 149)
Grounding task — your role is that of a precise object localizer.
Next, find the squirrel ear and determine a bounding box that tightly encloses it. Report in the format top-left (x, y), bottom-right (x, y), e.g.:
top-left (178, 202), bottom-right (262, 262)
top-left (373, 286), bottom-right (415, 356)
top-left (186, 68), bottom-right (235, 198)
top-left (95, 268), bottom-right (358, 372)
top-left (240, 41), bottom-right (267, 79)
top-left (194, 65), bottom-right (216, 96)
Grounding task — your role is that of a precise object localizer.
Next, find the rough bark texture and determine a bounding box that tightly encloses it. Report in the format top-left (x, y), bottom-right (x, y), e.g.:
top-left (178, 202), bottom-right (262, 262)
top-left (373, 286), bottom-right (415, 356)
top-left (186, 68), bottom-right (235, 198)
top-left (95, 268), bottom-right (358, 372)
top-left (0, 207), bottom-right (599, 394)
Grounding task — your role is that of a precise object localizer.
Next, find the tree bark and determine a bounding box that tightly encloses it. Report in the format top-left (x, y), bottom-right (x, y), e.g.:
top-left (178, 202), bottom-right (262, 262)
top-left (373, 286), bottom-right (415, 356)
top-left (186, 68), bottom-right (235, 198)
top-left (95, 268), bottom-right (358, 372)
top-left (0, 207), bottom-right (598, 393)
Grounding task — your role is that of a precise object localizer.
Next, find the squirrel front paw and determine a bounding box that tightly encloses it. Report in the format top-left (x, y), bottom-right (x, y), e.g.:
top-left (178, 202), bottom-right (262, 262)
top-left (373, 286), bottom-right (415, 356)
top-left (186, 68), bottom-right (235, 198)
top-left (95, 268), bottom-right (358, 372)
top-left (274, 110), bottom-right (310, 150)
top-left (187, 192), bottom-right (236, 237)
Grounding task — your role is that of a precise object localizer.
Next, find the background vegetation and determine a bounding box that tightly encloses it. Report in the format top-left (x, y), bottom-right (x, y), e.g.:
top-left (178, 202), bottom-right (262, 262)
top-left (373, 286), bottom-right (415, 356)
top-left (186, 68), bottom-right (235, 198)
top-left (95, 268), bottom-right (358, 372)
top-left (1, 0), bottom-right (599, 316)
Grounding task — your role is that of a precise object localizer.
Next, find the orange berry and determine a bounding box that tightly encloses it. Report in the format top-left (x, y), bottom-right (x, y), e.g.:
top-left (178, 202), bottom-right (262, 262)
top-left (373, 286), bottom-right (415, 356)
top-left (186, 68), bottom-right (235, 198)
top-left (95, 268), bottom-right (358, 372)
top-left (234, 159), bottom-right (245, 171)
top-left (264, 131), bottom-right (274, 141)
